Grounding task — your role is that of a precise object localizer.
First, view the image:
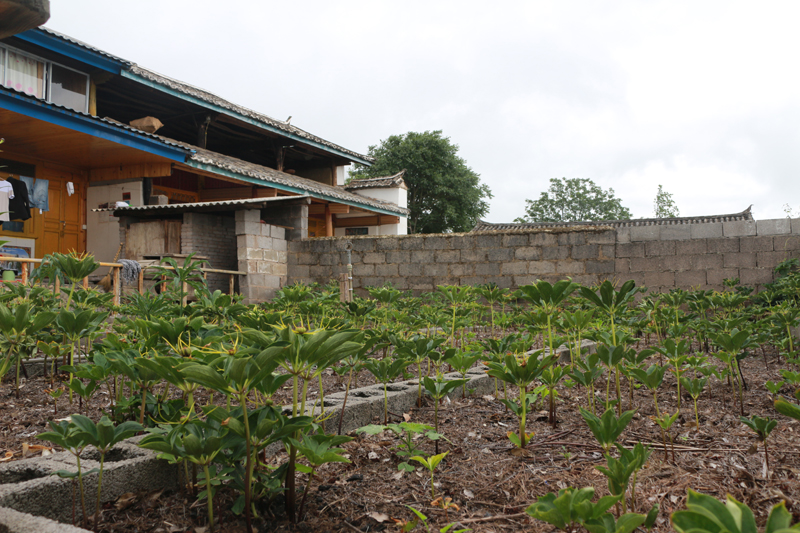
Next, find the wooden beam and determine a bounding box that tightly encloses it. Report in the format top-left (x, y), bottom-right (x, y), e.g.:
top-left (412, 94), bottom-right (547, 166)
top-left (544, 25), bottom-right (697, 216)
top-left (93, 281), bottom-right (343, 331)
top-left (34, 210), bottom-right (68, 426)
top-left (325, 204), bottom-right (333, 237)
top-left (309, 203), bottom-right (349, 215)
top-left (334, 215), bottom-right (400, 228)
top-left (90, 163), bottom-right (172, 181)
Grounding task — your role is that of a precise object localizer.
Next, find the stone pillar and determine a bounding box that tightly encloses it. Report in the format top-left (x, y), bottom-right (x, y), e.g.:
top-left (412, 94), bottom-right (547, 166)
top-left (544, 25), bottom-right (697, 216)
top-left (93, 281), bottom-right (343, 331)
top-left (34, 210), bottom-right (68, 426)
top-left (260, 198), bottom-right (310, 241)
top-left (235, 209), bottom-right (288, 304)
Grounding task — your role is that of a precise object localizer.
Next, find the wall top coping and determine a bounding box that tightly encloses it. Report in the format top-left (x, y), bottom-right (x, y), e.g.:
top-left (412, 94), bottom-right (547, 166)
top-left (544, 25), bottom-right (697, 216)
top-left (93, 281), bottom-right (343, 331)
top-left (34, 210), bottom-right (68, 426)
top-left (473, 206), bottom-right (753, 231)
top-left (303, 225), bottom-right (616, 243)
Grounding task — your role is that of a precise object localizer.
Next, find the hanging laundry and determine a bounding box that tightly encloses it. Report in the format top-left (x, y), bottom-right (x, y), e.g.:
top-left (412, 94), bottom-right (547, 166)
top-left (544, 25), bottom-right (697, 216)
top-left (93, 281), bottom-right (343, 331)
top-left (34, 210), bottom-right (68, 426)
top-left (7, 178), bottom-right (31, 221)
top-left (0, 180), bottom-right (14, 222)
top-left (29, 178), bottom-right (49, 211)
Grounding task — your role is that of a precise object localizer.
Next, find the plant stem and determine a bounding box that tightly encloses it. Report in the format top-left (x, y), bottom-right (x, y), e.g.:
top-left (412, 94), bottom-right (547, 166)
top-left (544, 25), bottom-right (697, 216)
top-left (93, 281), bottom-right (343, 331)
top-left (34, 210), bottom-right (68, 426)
top-left (203, 464), bottom-right (215, 532)
top-left (240, 392), bottom-right (254, 532)
top-left (76, 455), bottom-right (87, 528)
top-left (95, 453), bottom-right (105, 531)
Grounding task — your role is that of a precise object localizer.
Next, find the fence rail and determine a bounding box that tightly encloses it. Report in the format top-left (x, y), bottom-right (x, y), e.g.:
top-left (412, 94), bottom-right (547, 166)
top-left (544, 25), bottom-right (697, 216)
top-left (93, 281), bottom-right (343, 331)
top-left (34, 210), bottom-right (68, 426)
top-left (1, 257), bottom-right (245, 306)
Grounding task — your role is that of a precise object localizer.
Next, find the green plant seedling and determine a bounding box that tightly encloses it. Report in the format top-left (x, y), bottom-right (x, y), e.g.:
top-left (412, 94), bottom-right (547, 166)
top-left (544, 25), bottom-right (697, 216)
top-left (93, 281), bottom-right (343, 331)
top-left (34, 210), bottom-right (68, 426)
top-left (45, 386), bottom-right (65, 415)
top-left (579, 406), bottom-right (636, 453)
top-left (711, 328), bottom-right (756, 416)
top-left (410, 451), bottom-right (449, 499)
top-left (652, 412), bottom-right (679, 462)
top-left (288, 433), bottom-right (352, 520)
top-left (69, 415), bottom-right (142, 530)
top-left (362, 357), bottom-right (410, 424)
top-left (421, 376), bottom-right (466, 454)
top-left (679, 376), bottom-right (709, 431)
top-left (0, 302), bottom-right (57, 398)
top-left (628, 364), bottom-right (668, 417)
top-left (594, 344), bottom-right (626, 415)
top-left (517, 279), bottom-right (578, 361)
top-left (671, 489), bottom-right (800, 533)
top-left (443, 348), bottom-right (482, 396)
top-left (401, 506), bottom-right (471, 533)
top-left (357, 422), bottom-right (443, 458)
top-left (740, 415), bottom-right (778, 479)
top-left (394, 335), bottom-right (445, 406)
top-left (765, 381), bottom-right (785, 397)
top-left (540, 364), bottom-right (567, 426)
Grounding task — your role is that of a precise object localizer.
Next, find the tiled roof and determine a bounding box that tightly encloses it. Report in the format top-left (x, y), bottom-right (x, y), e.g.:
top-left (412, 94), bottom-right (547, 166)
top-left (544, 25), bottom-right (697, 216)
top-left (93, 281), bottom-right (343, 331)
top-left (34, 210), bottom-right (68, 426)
top-left (472, 206), bottom-right (753, 232)
top-left (93, 196), bottom-right (310, 215)
top-left (182, 144), bottom-right (409, 216)
top-left (345, 170), bottom-right (407, 190)
top-left (127, 65), bottom-right (371, 163)
top-left (31, 27), bottom-right (371, 163)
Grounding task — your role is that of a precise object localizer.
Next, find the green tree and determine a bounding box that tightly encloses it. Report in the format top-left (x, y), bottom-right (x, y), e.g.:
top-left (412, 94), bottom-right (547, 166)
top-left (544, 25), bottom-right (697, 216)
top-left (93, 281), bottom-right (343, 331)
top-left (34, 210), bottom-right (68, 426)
top-left (349, 131), bottom-right (492, 233)
top-left (518, 177), bottom-right (632, 223)
top-left (653, 184), bottom-right (680, 218)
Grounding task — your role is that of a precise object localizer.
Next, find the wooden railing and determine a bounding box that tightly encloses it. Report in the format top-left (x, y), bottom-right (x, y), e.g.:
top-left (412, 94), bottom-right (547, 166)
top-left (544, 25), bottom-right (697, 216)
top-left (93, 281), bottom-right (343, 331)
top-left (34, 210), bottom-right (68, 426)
top-left (2, 257), bottom-right (245, 306)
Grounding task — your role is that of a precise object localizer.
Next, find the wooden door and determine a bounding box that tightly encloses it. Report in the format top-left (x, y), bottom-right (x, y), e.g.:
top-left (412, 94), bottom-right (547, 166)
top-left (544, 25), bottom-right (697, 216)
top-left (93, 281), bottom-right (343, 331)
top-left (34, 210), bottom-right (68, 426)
top-left (42, 174), bottom-right (85, 256)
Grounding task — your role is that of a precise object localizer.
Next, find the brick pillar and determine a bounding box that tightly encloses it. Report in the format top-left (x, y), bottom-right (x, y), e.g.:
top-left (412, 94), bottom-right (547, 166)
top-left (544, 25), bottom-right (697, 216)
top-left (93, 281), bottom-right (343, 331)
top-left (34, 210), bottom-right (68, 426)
top-left (235, 209), bottom-right (288, 304)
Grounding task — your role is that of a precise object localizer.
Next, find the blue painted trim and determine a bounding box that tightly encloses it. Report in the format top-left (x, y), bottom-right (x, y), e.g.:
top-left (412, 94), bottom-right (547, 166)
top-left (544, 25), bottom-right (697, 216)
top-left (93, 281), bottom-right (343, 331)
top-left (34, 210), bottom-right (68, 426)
top-left (15, 30), bottom-right (125, 74)
top-left (121, 70), bottom-right (373, 166)
top-left (0, 91), bottom-right (190, 162)
top-left (186, 160), bottom-right (406, 218)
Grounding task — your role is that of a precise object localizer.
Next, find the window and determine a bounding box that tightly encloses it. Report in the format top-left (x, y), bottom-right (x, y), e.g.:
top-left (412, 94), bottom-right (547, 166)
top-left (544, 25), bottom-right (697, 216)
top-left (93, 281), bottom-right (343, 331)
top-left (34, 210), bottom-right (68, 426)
top-left (0, 43), bottom-right (89, 113)
top-left (345, 227), bottom-right (369, 236)
top-left (49, 63), bottom-right (88, 112)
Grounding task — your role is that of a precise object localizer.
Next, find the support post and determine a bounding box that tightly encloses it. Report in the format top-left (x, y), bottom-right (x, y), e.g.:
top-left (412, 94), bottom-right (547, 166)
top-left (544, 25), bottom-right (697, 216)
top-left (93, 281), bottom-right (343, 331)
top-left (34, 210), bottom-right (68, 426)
top-left (181, 281), bottom-right (188, 307)
top-left (137, 269), bottom-right (144, 294)
top-left (325, 204), bottom-right (333, 237)
top-left (21, 264), bottom-right (28, 286)
top-left (112, 267), bottom-right (120, 307)
top-left (229, 274), bottom-right (235, 295)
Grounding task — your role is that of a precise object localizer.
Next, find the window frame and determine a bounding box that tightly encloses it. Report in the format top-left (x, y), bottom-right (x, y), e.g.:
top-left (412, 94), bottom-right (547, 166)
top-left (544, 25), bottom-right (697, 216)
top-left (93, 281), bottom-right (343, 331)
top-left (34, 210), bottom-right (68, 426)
top-left (0, 42), bottom-right (89, 113)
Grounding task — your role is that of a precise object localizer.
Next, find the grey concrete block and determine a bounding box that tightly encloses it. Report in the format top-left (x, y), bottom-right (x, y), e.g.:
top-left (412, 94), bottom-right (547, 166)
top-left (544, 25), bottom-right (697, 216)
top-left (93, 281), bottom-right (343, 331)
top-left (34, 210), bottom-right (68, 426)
top-left (723, 220), bottom-right (756, 237)
top-left (757, 251), bottom-right (790, 269)
top-left (541, 246), bottom-right (569, 260)
top-left (615, 243), bottom-right (645, 258)
top-left (707, 268), bottom-right (740, 285)
top-left (572, 245), bottom-right (599, 260)
top-left (529, 233), bottom-right (558, 246)
top-left (757, 218), bottom-right (791, 236)
top-left (644, 240), bottom-right (677, 256)
top-left (707, 238), bottom-right (739, 253)
top-left (675, 270), bottom-right (707, 287)
top-left (740, 236), bottom-right (774, 253)
top-left (739, 268), bottom-right (774, 286)
top-left (386, 251), bottom-right (411, 263)
top-left (375, 264), bottom-right (399, 277)
top-left (557, 232), bottom-right (586, 246)
top-left (775, 235), bottom-right (800, 251)
top-left (0, 506), bottom-right (89, 532)
top-left (528, 261), bottom-right (556, 274)
top-left (690, 222), bottom-right (723, 239)
top-left (353, 263), bottom-right (375, 276)
top-left (660, 225), bottom-right (692, 241)
top-left (585, 230), bottom-right (616, 245)
top-left (629, 226), bottom-right (660, 241)
top-left (616, 227), bottom-right (631, 244)
top-left (692, 254), bottom-right (723, 270)
top-left (629, 257), bottom-right (660, 272)
top-left (501, 261), bottom-right (528, 275)
top-left (586, 260), bottom-right (615, 274)
top-left (676, 240), bottom-right (708, 255)
top-left (661, 255), bottom-right (692, 272)
top-left (423, 263), bottom-right (448, 277)
top-left (486, 248), bottom-right (514, 262)
top-left (599, 245), bottom-right (615, 259)
top-left (502, 234), bottom-right (528, 247)
top-left (399, 237), bottom-right (425, 250)
top-left (362, 252), bottom-right (386, 264)
top-left (644, 271), bottom-right (675, 288)
top-left (410, 250), bottom-right (435, 264)
top-left (476, 235), bottom-right (503, 248)
top-left (376, 238), bottom-right (400, 251)
top-left (352, 239), bottom-right (376, 252)
top-left (556, 260), bottom-right (585, 275)
top-left (424, 236), bottom-right (451, 250)
top-left (723, 252), bottom-right (757, 269)
top-left (271, 225), bottom-right (286, 240)
top-left (615, 258), bottom-right (630, 274)
top-left (399, 263), bottom-right (423, 277)
top-left (515, 246), bottom-right (542, 261)
top-left (449, 263), bottom-right (474, 277)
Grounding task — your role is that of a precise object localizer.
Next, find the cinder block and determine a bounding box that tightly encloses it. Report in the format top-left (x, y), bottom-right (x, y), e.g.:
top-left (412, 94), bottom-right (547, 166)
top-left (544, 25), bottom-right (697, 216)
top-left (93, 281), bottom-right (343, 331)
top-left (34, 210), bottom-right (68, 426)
top-left (399, 263), bottom-right (423, 277)
top-left (410, 277), bottom-right (435, 291)
top-left (558, 232), bottom-right (586, 246)
top-left (723, 252), bottom-right (757, 269)
top-left (677, 240), bottom-right (707, 255)
top-left (362, 252), bottom-right (386, 264)
top-left (692, 254), bottom-right (723, 270)
top-left (541, 246), bottom-right (569, 260)
top-left (375, 264), bottom-right (399, 277)
top-left (529, 261), bottom-right (556, 274)
top-left (645, 241), bottom-right (677, 256)
top-left (411, 250), bottom-right (435, 263)
top-left (616, 242), bottom-right (645, 258)
top-left (376, 238), bottom-right (400, 251)
top-left (629, 257), bottom-right (660, 272)
top-left (675, 270), bottom-right (707, 287)
top-left (660, 225), bottom-right (692, 240)
top-left (451, 235), bottom-right (477, 249)
top-left (644, 271), bottom-right (675, 288)
top-left (629, 226), bottom-right (660, 241)
top-left (571, 274), bottom-right (601, 286)
top-left (586, 260), bottom-right (614, 274)
top-left (529, 233), bottom-right (558, 246)
top-left (690, 222), bottom-right (723, 239)
top-left (308, 265), bottom-right (329, 278)
top-left (271, 225), bottom-right (286, 240)
top-left (247, 248), bottom-right (263, 260)
top-left (361, 276), bottom-right (386, 288)
top-left (599, 245), bottom-right (615, 259)
top-left (353, 263), bottom-right (375, 276)
top-left (572, 245), bottom-right (599, 260)
top-left (556, 260), bottom-right (585, 275)
top-left (424, 236), bottom-right (451, 250)
top-left (774, 235), bottom-right (800, 251)
top-left (449, 263), bottom-right (474, 277)
top-left (516, 246), bottom-right (542, 261)
top-left (484, 275), bottom-right (514, 289)
top-left (399, 237), bottom-right (425, 250)
top-left (707, 238), bottom-right (739, 253)
top-left (352, 239), bottom-right (376, 252)
top-left (723, 220), bottom-right (756, 237)
top-left (308, 239), bottom-right (331, 253)
top-left (585, 230), bottom-right (616, 245)
top-left (272, 238), bottom-right (287, 252)
top-left (487, 248), bottom-right (514, 262)
top-left (615, 258), bottom-right (630, 273)
top-left (661, 255), bottom-right (692, 271)
top-left (707, 268), bottom-right (740, 285)
top-left (461, 249), bottom-right (488, 262)
top-left (757, 251), bottom-right (790, 269)
top-left (757, 219), bottom-right (791, 236)
top-left (501, 261), bottom-right (528, 275)
top-left (740, 236), bottom-right (774, 253)
top-left (386, 250), bottom-right (411, 263)
top-left (502, 234), bottom-right (528, 247)
top-left (288, 265), bottom-right (309, 278)
top-left (739, 268), bottom-right (774, 286)
top-left (424, 264), bottom-right (448, 277)
top-left (474, 263), bottom-right (497, 276)
top-left (296, 252), bottom-right (317, 265)
top-left (476, 235), bottom-right (503, 248)
top-left (616, 227), bottom-right (631, 244)
top-left (435, 250), bottom-right (461, 263)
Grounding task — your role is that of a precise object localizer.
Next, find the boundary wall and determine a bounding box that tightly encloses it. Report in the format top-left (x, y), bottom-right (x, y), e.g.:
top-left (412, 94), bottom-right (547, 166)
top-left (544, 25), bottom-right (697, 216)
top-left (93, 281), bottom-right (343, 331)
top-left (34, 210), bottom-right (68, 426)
top-left (287, 218), bottom-right (800, 294)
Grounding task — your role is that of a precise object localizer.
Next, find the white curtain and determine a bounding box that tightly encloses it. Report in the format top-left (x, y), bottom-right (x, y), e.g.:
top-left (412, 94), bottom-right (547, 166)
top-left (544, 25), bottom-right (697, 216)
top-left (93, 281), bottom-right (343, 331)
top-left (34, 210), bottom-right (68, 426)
top-left (6, 51), bottom-right (43, 98)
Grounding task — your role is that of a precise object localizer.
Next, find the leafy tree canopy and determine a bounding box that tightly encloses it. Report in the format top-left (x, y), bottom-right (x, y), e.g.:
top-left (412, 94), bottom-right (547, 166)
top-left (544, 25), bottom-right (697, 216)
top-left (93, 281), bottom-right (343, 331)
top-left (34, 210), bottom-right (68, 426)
top-left (349, 131), bottom-right (492, 234)
top-left (517, 178), bottom-right (632, 223)
top-left (653, 184), bottom-right (680, 218)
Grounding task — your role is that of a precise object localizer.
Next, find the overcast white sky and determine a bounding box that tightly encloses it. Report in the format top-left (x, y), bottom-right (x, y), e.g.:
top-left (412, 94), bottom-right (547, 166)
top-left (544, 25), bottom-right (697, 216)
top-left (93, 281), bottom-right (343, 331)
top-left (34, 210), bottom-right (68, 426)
top-left (47, 1), bottom-right (800, 222)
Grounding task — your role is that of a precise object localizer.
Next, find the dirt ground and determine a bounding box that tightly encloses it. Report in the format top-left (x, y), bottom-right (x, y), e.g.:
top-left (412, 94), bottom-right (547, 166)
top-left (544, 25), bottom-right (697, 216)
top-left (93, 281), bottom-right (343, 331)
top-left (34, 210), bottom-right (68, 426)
top-left (3, 344), bottom-right (800, 532)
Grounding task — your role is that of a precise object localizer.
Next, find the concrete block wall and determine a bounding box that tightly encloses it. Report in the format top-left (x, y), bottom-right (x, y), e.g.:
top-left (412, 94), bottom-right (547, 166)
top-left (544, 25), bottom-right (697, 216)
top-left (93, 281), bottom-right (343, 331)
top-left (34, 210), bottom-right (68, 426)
top-left (288, 228), bottom-right (616, 294)
top-left (618, 218), bottom-right (800, 292)
top-left (286, 218), bottom-right (800, 296)
top-left (180, 212), bottom-right (236, 293)
top-left (235, 209), bottom-right (288, 304)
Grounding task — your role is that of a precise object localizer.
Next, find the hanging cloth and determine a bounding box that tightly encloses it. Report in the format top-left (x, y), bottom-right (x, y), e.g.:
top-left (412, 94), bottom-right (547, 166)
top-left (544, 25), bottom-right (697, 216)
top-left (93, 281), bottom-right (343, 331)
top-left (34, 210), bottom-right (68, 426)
top-left (7, 178), bottom-right (31, 221)
top-left (0, 181), bottom-right (14, 222)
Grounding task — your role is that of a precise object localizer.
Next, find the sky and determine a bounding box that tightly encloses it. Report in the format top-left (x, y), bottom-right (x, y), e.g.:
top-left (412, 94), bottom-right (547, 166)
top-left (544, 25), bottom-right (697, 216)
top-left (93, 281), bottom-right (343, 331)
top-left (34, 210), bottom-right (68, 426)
top-left (46, 1), bottom-right (800, 222)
